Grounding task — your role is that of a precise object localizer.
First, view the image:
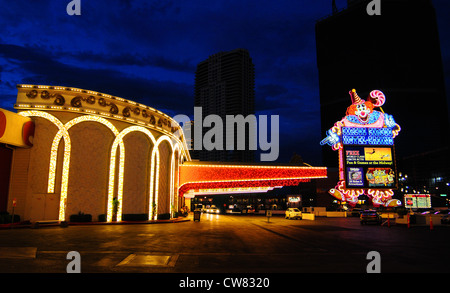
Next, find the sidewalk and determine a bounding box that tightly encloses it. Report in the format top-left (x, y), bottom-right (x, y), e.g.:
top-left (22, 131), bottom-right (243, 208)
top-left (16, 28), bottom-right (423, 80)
top-left (0, 217), bottom-right (191, 229)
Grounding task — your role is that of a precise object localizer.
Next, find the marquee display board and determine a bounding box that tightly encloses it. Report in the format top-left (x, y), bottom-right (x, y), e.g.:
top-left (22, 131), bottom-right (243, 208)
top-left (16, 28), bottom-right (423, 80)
top-left (320, 89), bottom-right (401, 207)
top-left (404, 194), bottom-right (431, 209)
top-left (343, 146), bottom-right (397, 189)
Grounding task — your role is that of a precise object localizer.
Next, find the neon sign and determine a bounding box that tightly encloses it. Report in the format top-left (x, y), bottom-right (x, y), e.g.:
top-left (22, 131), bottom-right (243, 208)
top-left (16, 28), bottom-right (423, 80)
top-left (178, 163), bottom-right (327, 197)
top-left (320, 89), bottom-right (401, 207)
top-left (342, 127), bottom-right (394, 145)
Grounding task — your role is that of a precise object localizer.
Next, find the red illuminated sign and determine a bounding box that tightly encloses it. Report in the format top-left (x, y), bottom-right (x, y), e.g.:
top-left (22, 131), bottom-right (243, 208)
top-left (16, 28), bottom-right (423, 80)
top-left (178, 163), bottom-right (327, 197)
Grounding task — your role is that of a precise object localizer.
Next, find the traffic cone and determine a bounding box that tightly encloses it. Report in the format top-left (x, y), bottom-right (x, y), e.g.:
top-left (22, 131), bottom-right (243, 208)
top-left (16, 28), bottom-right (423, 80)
top-left (407, 213), bottom-right (410, 229)
top-left (430, 214), bottom-right (433, 230)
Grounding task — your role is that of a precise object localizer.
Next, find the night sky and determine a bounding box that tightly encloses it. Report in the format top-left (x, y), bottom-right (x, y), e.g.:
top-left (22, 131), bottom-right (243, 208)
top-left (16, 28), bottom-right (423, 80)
top-left (1, 0), bottom-right (450, 165)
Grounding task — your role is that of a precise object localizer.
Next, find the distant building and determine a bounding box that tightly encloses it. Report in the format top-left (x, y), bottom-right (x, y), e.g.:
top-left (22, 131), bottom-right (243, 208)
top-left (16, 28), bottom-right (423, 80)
top-left (316, 0), bottom-right (449, 197)
top-left (194, 48), bottom-right (256, 162)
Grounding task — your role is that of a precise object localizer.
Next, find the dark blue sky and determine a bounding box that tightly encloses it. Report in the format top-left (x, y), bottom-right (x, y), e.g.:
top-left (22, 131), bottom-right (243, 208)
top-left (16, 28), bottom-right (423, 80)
top-left (1, 0), bottom-right (449, 165)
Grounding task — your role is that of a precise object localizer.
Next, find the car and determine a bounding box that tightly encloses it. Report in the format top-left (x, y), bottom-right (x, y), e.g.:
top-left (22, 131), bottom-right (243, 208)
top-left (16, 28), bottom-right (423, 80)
top-left (206, 205), bottom-right (220, 214)
top-left (285, 208), bottom-right (302, 220)
top-left (441, 214), bottom-right (450, 224)
top-left (226, 207), bottom-right (242, 214)
top-left (350, 208), bottom-right (362, 217)
top-left (241, 206), bottom-right (255, 214)
top-left (360, 210), bottom-right (382, 225)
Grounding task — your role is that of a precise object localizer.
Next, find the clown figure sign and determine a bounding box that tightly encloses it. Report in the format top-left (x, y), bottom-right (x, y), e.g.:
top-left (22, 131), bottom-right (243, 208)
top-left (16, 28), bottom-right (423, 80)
top-left (321, 89), bottom-right (401, 207)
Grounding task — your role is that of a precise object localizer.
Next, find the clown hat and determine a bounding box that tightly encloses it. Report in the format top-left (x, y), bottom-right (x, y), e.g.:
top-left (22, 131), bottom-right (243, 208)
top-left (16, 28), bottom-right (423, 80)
top-left (349, 89), bottom-right (364, 105)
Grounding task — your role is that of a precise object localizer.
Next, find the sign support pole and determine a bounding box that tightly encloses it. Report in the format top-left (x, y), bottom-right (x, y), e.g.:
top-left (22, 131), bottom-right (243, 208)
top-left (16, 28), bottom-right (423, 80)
top-left (11, 199), bottom-right (16, 229)
top-left (266, 210), bottom-right (272, 223)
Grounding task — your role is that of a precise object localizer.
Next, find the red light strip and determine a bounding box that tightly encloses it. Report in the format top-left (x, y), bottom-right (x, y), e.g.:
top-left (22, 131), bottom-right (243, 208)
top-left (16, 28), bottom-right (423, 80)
top-left (178, 179), bottom-right (309, 197)
top-left (178, 164), bottom-right (327, 197)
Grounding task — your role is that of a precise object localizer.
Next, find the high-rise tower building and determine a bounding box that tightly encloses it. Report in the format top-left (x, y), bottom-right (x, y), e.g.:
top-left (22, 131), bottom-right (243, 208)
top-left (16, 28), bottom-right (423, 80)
top-left (316, 0), bottom-right (450, 197)
top-left (193, 48), bottom-right (256, 162)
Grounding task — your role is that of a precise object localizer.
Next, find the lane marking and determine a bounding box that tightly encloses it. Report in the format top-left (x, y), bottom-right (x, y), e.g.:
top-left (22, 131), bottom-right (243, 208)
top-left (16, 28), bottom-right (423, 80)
top-left (116, 253), bottom-right (178, 267)
top-left (0, 247), bottom-right (37, 259)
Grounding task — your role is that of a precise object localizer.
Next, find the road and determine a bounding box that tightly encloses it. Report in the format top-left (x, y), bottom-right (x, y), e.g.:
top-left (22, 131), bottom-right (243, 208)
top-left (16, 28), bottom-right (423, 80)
top-left (0, 213), bottom-right (449, 275)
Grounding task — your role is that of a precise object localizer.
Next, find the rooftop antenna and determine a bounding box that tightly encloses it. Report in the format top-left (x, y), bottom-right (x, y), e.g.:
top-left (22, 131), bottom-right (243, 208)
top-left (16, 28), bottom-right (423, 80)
top-left (332, 0), bottom-right (338, 14)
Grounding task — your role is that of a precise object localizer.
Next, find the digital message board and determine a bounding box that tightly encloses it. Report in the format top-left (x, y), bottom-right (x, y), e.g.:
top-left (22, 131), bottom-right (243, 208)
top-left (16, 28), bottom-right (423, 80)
top-left (341, 127), bottom-right (394, 146)
top-left (344, 146), bottom-right (397, 189)
top-left (404, 194), bottom-right (431, 209)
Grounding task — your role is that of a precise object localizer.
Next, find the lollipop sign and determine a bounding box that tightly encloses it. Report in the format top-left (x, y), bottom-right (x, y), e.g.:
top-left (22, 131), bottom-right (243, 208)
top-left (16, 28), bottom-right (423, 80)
top-left (320, 89), bottom-right (401, 207)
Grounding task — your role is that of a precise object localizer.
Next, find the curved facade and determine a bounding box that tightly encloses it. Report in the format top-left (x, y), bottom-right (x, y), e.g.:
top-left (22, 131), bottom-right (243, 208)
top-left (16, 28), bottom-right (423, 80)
top-left (10, 85), bottom-right (190, 222)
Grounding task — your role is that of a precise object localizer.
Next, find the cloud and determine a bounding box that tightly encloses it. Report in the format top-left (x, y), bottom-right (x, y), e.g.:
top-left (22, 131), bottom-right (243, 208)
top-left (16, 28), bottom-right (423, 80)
top-left (0, 44), bottom-right (193, 115)
top-left (62, 51), bottom-right (196, 73)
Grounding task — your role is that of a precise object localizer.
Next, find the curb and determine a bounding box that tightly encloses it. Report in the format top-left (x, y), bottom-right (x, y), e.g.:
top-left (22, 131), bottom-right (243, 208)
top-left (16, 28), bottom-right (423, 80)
top-left (0, 218), bottom-right (191, 229)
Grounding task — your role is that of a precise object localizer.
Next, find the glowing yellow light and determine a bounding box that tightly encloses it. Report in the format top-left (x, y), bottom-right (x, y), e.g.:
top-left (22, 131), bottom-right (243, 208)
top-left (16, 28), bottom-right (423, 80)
top-left (148, 150), bottom-right (160, 221)
top-left (49, 129), bottom-right (70, 193)
top-left (172, 144), bottom-right (181, 213)
top-left (149, 136), bottom-right (174, 220)
top-left (17, 85), bottom-right (192, 223)
top-left (19, 111), bottom-right (71, 222)
top-left (64, 116), bottom-right (120, 223)
top-left (53, 115), bottom-right (120, 221)
top-left (107, 126), bottom-right (157, 222)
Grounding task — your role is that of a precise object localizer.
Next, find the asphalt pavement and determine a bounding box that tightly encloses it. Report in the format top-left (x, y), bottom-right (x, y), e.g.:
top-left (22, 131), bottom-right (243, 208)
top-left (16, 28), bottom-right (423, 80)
top-left (0, 213), bottom-right (449, 281)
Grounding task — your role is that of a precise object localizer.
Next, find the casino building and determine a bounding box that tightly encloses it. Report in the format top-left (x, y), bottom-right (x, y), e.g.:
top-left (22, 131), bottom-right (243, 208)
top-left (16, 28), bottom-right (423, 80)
top-left (0, 85), bottom-right (327, 224)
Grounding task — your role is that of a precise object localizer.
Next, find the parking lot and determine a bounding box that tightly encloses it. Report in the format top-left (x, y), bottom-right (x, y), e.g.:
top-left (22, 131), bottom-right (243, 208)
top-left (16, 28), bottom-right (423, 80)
top-left (0, 213), bottom-right (449, 275)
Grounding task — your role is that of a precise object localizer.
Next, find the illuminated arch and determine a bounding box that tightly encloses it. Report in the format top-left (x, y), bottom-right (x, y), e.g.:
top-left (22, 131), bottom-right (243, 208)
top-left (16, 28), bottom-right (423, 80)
top-left (172, 143), bottom-right (182, 213)
top-left (108, 126), bottom-right (157, 222)
top-left (15, 85), bottom-right (193, 222)
top-left (149, 135), bottom-right (174, 220)
top-left (19, 111), bottom-right (71, 221)
top-left (64, 116), bottom-right (121, 222)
